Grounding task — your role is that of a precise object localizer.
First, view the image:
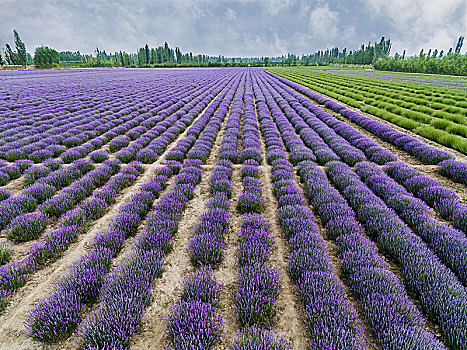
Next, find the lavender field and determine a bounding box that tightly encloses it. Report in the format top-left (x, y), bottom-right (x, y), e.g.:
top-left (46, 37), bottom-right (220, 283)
top-left (0, 67), bottom-right (466, 350)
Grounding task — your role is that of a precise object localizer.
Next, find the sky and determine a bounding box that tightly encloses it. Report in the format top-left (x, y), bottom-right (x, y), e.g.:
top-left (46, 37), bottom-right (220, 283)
top-left (0, 0), bottom-right (466, 57)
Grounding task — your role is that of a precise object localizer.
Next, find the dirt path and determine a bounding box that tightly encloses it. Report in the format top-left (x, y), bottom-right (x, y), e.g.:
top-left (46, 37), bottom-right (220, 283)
top-left (261, 160), bottom-right (309, 349)
top-left (0, 87), bottom-right (227, 350)
top-left (4, 176), bottom-right (24, 196)
top-left (212, 165), bottom-right (242, 350)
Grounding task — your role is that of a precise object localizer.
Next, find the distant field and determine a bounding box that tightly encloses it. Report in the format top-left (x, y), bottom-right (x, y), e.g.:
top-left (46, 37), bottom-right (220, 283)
top-left (317, 68), bottom-right (467, 89)
top-left (0, 67), bottom-right (466, 350)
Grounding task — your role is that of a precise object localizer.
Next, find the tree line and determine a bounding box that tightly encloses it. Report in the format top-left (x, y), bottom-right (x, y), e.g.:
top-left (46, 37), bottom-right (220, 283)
top-left (1, 30), bottom-right (465, 75)
top-left (1, 30), bottom-right (58, 68)
top-left (373, 36), bottom-right (466, 76)
top-left (297, 37), bottom-right (392, 66)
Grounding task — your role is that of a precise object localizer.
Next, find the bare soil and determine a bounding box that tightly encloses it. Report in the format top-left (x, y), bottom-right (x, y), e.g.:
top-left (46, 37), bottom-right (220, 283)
top-left (262, 161), bottom-right (309, 349)
top-left (4, 177), bottom-right (24, 196)
top-left (212, 165), bottom-right (242, 350)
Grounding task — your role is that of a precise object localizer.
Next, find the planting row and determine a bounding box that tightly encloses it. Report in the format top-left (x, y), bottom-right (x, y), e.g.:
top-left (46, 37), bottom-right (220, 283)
top-left (252, 70), bottom-right (368, 349)
top-left (0, 161), bottom-right (143, 310)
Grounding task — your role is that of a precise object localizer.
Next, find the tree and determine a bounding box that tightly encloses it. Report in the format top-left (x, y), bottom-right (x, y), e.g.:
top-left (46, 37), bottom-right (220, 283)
top-left (13, 30), bottom-right (27, 66)
top-left (95, 47), bottom-right (102, 65)
top-left (0, 51), bottom-right (4, 66)
top-left (5, 43), bottom-right (17, 64)
top-left (34, 46), bottom-right (59, 68)
top-left (144, 44), bottom-right (149, 64)
top-left (455, 36), bottom-right (464, 54)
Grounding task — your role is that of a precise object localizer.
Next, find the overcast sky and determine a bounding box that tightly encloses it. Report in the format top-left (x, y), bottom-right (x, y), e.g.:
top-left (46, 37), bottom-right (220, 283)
top-left (1, 0), bottom-right (466, 57)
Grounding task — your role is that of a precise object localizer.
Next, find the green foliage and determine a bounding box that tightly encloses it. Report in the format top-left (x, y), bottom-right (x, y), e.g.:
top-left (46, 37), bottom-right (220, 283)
top-left (14, 30), bottom-right (27, 66)
top-left (4, 30), bottom-right (26, 66)
top-left (400, 109), bottom-right (432, 123)
top-left (432, 111), bottom-right (465, 124)
top-left (34, 46), bottom-right (59, 68)
top-left (416, 126), bottom-right (467, 154)
top-left (361, 105), bottom-right (421, 130)
top-left (374, 52), bottom-right (467, 76)
top-left (5, 43), bottom-right (17, 65)
top-left (431, 119), bottom-right (467, 138)
top-left (0, 241), bottom-right (11, 266)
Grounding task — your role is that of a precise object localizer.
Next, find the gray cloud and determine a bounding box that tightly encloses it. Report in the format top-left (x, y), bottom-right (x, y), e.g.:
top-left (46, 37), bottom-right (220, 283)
top-left (1, 0), bottom-right (465, 57)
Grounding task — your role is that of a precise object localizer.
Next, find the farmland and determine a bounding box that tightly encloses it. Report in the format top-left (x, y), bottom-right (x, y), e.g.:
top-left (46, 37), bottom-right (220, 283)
top-left (0, 67), bottom-right (466, 350)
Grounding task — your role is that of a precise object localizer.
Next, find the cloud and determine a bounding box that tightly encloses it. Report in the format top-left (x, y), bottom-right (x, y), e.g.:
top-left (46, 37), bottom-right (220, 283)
top-left (309, 4), bottom-right (339, 41)
top-left (0, 0), bottom-right (464, 57)
top-left (359, 0), bottom-right (466, 54)
top-left (225, 7), bottom-right (237, 20)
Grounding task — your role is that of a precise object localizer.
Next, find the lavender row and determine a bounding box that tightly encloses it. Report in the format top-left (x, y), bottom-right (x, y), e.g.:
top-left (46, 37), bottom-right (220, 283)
top-left (0, 158), bottom-right (95, 230)
top-left (269, 71), bottom-right (456, 165)
top-left (252, 71), bottom-right (368, 349)
top-left (79, 73), bottom-right (244, 349)
top-left (233, 77), bottom-right (282, 335)
top-left (0, 163), bottom-right (143, 311)
top-left (263, 73), bottom-right (399, 165)
top-left (325, 161), bottom-right (467, 349)
top-left (258, 73), bottom-right (368, 166)
top-left (188, 163), bottom-right (232, 268)
top-left (384, 161), bottom-right (467, 234)
top-left (169, 161), bottom-right (232, 348)
top-left (24, 166), bottom-right (170, 342)
top-left (355, 162), bottom-right (467, 284)
top-left (234, 214), bottom-right (282, 331)
top-left (297, 160), bottom-right (446, 349)
top-left (237, 79), bottom-right (265, 214)
top-left (438, 159), bottom-right (467, 185)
